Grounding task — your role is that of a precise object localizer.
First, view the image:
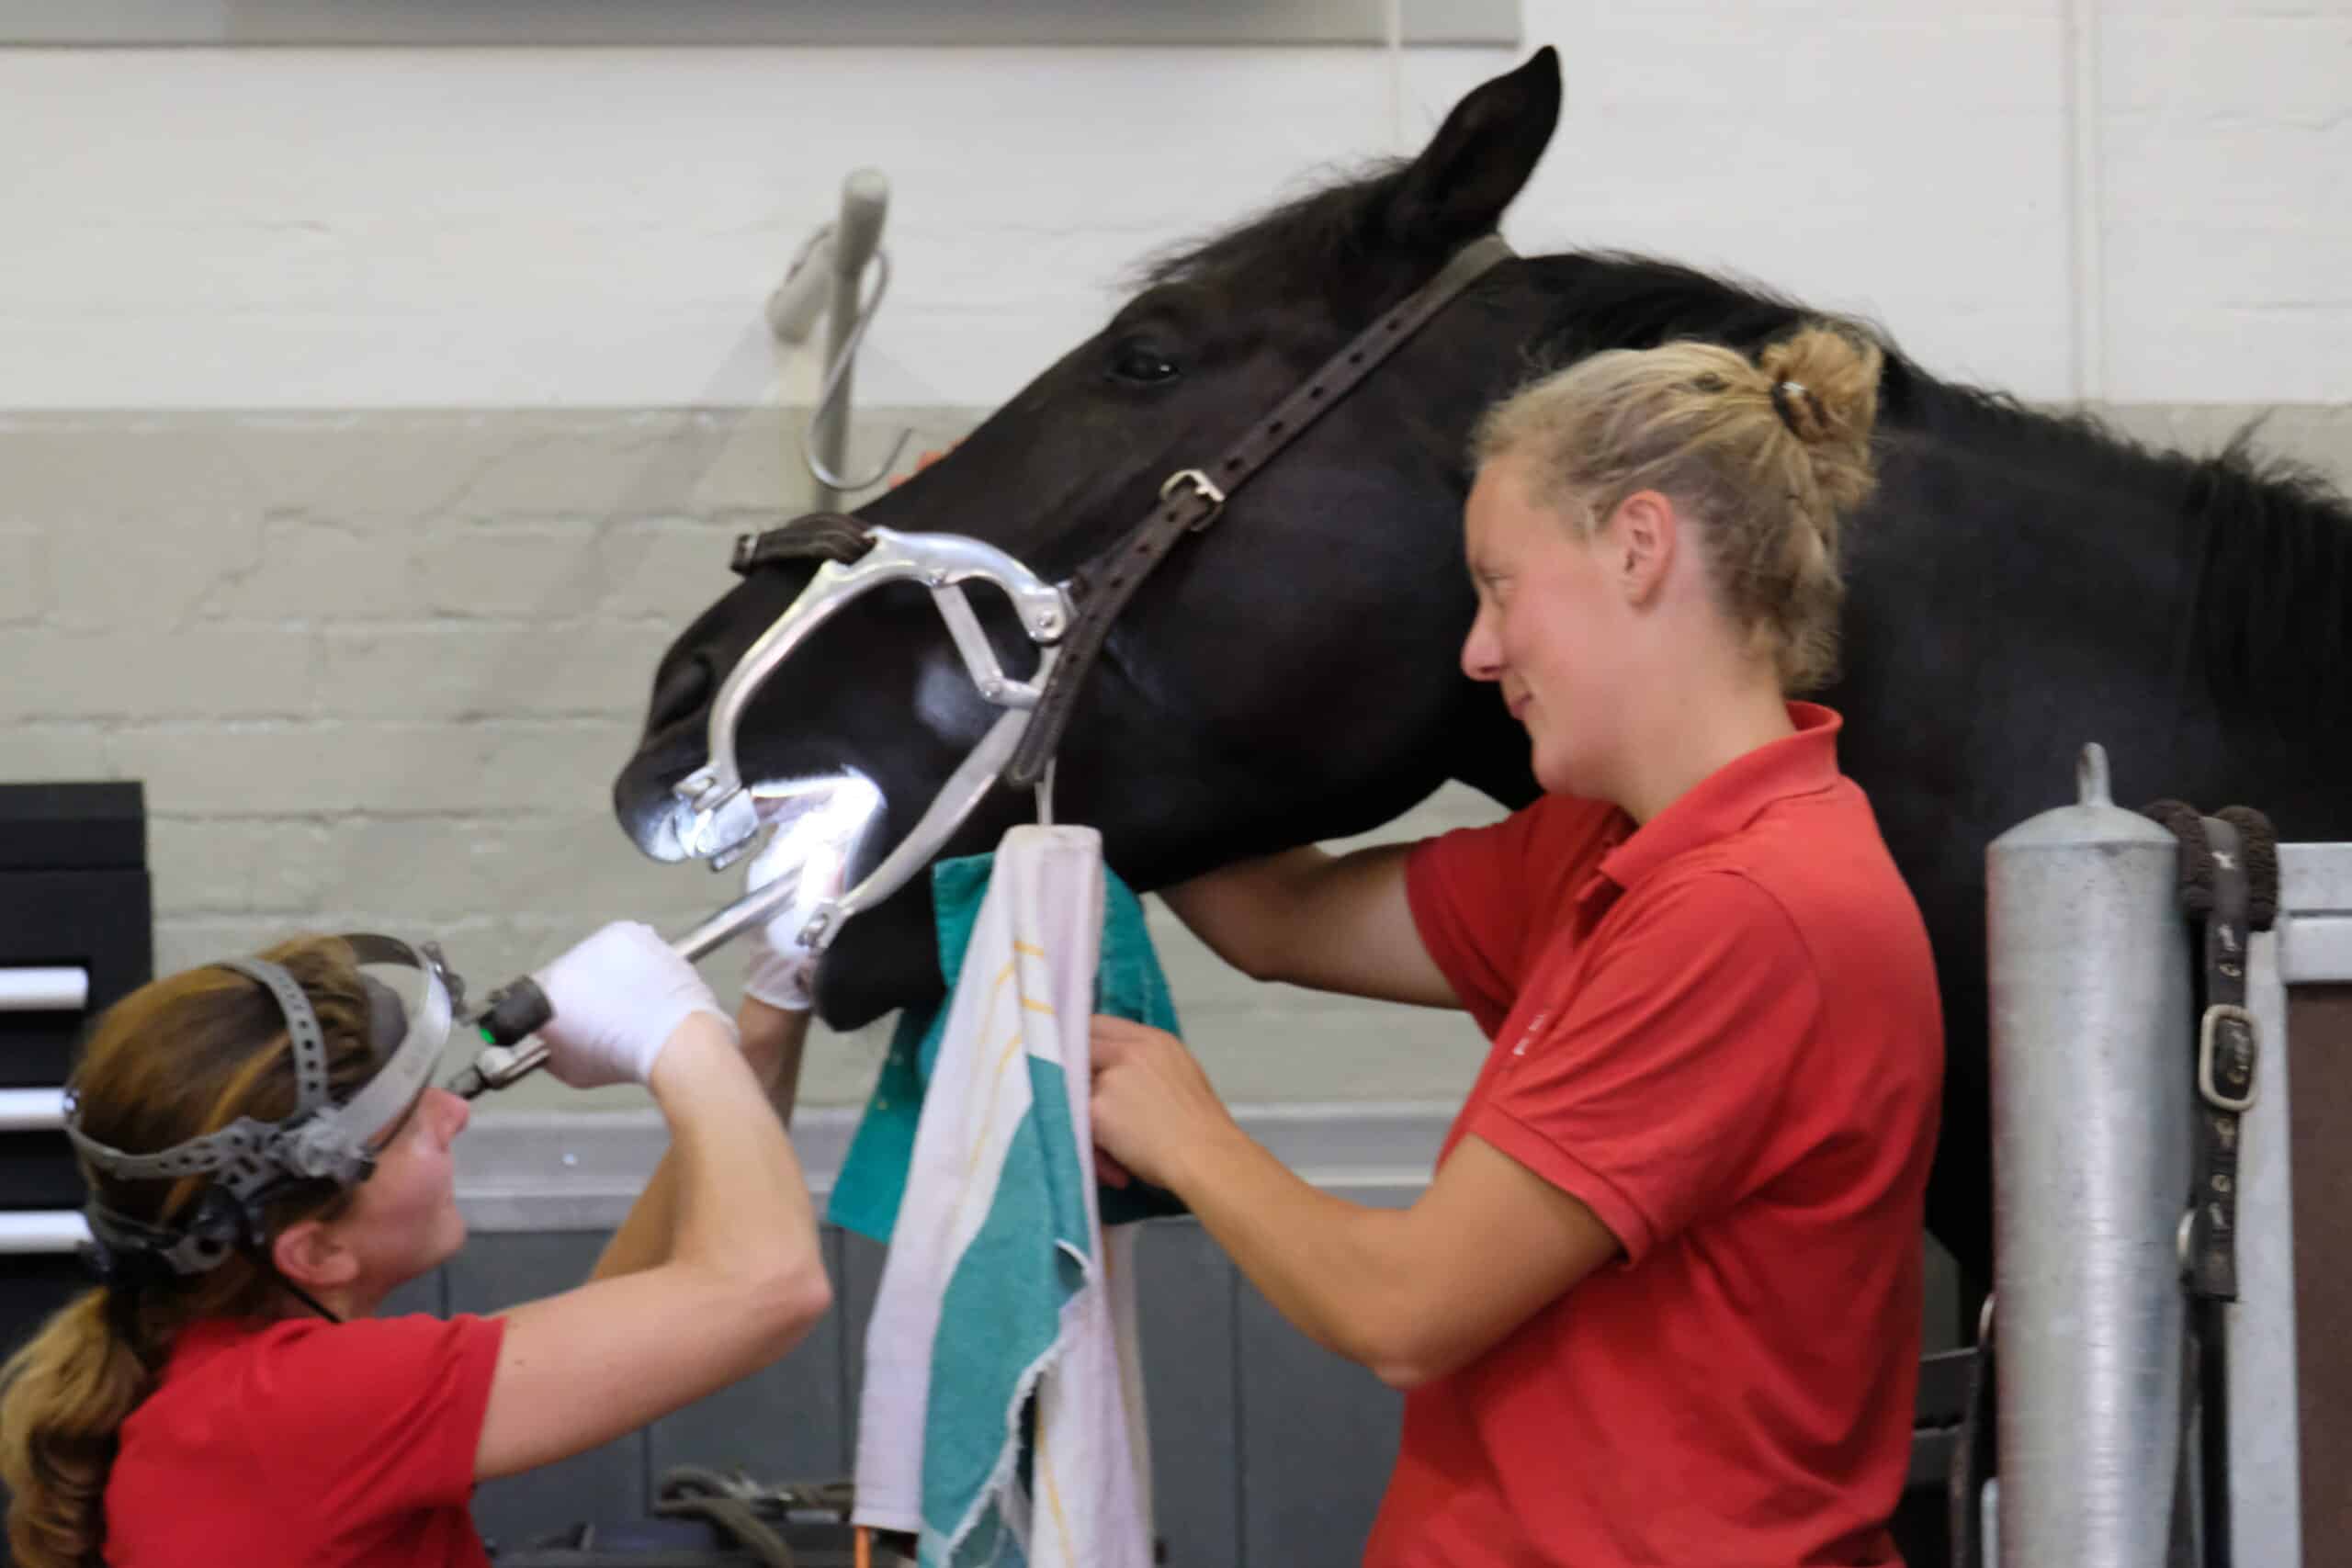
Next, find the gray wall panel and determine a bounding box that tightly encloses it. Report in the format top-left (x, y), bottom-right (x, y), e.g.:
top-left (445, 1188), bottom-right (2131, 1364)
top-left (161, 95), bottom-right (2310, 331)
top-left (381, 1266), bottom-right (447, 1319)
top-left (1131, 1220), bottom-right (1242, 1568)
top-left (838, 1227), bottom-right (890, 1444)
top-left (1924, 1234), bottom-right (1963, 1355)
top-left (0, 0), bottom-right (1520, 46)
top-left (447, 1232), bottom-right (650, 1550)
top-left (648, 1227), bottom-right (853, 1483)
top-left (1398, 0), bottom-right (1521, 46)
top-left (1237, 1276), bottom-right (1402, 1568)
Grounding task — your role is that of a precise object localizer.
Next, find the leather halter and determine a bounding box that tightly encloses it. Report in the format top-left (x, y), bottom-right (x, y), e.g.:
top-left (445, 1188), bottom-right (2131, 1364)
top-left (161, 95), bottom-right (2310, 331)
top-left (697, 233), bottom-right (1514, 914)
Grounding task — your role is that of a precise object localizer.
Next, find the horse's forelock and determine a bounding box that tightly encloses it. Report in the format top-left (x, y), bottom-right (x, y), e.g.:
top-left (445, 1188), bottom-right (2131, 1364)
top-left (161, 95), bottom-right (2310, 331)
top-left (1128, 158), bottom-right (1413, 306)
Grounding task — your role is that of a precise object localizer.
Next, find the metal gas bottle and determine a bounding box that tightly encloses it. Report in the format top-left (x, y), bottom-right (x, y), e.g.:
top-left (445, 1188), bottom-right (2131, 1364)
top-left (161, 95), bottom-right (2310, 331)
top-left (1986, 742), bottom-right (2192, 1568)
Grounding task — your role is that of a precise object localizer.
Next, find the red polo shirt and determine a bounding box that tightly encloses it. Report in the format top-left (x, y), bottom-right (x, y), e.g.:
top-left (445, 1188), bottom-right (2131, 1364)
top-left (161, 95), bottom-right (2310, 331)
top-left (106, 1311), bottom-right (503, 1567)
top-left (1366, 704), bottom-right (1941, 1567)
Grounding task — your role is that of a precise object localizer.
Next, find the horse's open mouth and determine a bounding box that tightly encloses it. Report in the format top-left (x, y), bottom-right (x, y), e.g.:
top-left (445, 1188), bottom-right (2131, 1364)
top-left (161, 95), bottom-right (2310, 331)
top-left (616, 750), bottom-right (883, 872)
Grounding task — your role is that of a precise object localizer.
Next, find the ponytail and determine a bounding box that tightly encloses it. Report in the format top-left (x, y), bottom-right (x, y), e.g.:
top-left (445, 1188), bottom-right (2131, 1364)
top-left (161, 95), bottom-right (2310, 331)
top-left (1, 1290), bottom-right (158, 1568)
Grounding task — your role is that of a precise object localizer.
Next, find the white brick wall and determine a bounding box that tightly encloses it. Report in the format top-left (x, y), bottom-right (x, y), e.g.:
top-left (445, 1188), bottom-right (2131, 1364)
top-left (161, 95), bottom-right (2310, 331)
top-left (0, 402), bottom-right (1512, 1111)
top-left (4, 12), bottom-right (2348, 1117)
top-left (4, 6), bottom-right (2349, 410)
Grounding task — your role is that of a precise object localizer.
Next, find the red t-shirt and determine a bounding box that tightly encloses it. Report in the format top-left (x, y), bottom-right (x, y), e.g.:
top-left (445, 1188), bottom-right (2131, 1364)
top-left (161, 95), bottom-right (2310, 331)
top-left (1366, 703), bottom-right (1942, 1568)
top-left (106, 1311), bottom-right (505, 1568)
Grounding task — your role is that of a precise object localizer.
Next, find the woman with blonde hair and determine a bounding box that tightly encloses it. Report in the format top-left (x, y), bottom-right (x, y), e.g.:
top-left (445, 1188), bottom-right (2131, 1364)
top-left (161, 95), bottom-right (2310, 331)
top-left (1, 914), bottom-right (831, 1567)
top-left (1091, 323), bottom-right (1944, 1565)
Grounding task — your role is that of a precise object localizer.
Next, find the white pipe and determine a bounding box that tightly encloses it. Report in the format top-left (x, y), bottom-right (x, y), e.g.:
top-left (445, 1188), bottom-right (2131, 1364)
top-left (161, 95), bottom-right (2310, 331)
top-left (2063, 0), bottom-right (2106, 404)
top-left (0, 966), bottom-right (88, 1012)
top-left (0, 1211), bottom-right (89, 1257)
top-left (0, 1089), bottom-right (67, 1132)
top-left (811, 168), bottom-right (890, 510)
top-left (765, 230), bottom-right (837, 346)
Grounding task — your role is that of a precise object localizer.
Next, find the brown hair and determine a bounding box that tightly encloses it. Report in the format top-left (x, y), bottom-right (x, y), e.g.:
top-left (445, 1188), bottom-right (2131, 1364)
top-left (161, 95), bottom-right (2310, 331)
top-left (1471, 322), bottom-right (1884, 690)
top-left (0, 937), bottom-right (379, 1568)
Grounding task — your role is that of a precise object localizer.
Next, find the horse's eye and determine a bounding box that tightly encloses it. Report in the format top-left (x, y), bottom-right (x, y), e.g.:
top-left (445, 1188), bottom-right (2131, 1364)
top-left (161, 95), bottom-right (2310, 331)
top-left (1108, 338), bottom-right (1181, 386)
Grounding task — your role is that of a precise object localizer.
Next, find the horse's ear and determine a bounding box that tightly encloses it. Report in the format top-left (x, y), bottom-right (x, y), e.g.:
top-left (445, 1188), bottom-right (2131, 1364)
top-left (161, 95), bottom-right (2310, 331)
top-left (1382, 45), bottom-right (1560, 249)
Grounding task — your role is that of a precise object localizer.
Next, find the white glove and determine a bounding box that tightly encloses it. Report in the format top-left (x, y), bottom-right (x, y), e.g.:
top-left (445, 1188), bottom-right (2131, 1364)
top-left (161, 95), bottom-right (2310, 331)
top-left (532, 920), bottom-right (731, 1089)
top-left (739, 828), bottom-right (835, 1012)
top-left (739, 779), bottom-right (878, 1011)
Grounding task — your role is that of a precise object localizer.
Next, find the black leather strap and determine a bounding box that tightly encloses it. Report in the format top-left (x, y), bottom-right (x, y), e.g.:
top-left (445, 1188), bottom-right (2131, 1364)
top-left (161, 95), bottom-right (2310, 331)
top-left (1001, 233), bottom-right (1515, 786)
top-left (2188, 814), bottom-right (2255, 1302)
top-left (732, 511), bottom-right (876, 576)
top-left (720, 239), bottom-right (1515, 797)
top-left (2139, 796), bottom-right (2278, 1568)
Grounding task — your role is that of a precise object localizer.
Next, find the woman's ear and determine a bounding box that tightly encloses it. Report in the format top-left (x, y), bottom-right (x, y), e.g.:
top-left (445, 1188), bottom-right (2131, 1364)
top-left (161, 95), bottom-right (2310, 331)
top-left (271, 1215), bottom-right (359, 1293)
top-left (1606, 491), bottom-right (1678, 606)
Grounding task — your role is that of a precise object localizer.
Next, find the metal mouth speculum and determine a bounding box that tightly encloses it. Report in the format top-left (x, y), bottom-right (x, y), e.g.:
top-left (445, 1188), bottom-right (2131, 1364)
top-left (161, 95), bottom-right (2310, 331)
top-left (671, 525), bottom-right (1072, 953)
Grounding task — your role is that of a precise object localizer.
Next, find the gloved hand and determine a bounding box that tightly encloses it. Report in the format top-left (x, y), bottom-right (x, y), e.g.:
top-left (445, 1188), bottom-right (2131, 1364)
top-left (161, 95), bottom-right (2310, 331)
top-left (532, 921), bottom-right (731, 1089)
top-left (740, 780), bottom-right (879, 1011)
top-left (739, 825), bottom-right (839, 1012)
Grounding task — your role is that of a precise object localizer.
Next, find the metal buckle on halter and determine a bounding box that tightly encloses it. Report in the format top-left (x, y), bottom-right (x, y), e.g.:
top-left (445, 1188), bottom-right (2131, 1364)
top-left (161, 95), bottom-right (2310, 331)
top-left (673, 525), bottom-right (1074, 946)
top-left (2197, 1002), bottom-right (2259, 1113)
top-left (1160, 468), bottom-right (1227, 532)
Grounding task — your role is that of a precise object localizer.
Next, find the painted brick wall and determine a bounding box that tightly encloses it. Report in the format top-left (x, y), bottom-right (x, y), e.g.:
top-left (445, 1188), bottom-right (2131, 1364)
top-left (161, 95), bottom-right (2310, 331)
top-left (5, 10), bottom-right (2349, 1111)
top-left (5, 7), bottom-right (2349, 410)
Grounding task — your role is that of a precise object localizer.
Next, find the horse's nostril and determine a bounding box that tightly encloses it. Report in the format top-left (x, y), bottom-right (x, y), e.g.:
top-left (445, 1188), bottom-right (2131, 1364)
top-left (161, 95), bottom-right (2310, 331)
top-left (647, 650), bottom-right (716, 734)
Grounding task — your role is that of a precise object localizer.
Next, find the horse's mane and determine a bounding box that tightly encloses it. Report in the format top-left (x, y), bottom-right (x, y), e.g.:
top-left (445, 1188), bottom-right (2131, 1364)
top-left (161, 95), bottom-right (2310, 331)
top-left (1525, 249), bottom-right (2352, 737)
top-left (1134, 158), bottom-right (1415, 304)
top-left (1139, 168), bottom-right (2352, 735)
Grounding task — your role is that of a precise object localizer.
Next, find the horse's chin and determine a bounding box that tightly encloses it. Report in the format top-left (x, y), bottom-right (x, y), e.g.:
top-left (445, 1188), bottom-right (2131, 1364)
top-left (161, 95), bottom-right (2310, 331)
top-left (814, 894), bottom-right (946, 1030)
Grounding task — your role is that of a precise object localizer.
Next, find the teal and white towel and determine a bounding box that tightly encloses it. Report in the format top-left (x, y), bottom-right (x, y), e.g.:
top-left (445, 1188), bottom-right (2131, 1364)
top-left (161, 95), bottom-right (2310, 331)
top-left (851, 825), bottom-right (1153, 1568)
top-left (827, 844), bottom-right (1188, 1245)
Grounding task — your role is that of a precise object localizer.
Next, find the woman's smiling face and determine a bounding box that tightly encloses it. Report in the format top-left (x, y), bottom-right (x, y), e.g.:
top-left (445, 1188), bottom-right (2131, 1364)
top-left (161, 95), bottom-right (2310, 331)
top-left (1460, 456), bottom-right (1638, 798)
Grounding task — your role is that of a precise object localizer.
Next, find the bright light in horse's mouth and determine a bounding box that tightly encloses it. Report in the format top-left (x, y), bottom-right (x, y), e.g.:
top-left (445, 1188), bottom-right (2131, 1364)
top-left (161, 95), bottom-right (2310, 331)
top-left (746, 771), bottom-right (885, 911)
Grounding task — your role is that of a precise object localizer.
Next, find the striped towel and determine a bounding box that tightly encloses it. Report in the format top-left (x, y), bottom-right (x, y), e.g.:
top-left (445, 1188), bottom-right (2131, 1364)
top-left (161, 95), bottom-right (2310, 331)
top-left (851, 825), bottom-right (1153, 1568)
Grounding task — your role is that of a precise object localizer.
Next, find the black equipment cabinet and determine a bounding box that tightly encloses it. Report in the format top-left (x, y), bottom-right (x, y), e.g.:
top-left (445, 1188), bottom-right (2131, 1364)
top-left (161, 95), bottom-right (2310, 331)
top-left (0, 781), bottom-right (151, 1359)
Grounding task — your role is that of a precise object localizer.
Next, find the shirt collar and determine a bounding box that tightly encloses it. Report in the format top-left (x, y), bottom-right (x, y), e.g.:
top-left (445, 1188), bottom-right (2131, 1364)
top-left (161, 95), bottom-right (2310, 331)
top-left (1582, 702), bottom-right (1845, 899)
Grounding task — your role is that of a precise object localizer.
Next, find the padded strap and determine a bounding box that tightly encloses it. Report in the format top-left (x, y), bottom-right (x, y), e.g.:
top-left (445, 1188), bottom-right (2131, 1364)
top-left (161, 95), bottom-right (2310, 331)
top-left (217, 958), bottom-right (332, 1115)
top-left (733, 511), bottom-right (879, 576)
top-left (64, 958), bottom-right (333, 1193)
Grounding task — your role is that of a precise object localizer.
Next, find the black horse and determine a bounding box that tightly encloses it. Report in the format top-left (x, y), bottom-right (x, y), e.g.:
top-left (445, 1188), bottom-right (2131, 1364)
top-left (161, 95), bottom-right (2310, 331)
top-left (615, 48), bottom-right (2352, 1293)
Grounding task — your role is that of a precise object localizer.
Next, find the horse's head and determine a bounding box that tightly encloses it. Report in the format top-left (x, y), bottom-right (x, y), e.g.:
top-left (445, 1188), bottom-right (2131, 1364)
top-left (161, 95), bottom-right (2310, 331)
top-left (615, 51), bottom-right (1561, 1025)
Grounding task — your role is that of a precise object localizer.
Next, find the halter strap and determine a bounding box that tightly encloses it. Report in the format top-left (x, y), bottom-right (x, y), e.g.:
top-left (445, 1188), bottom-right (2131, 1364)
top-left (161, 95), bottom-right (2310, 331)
top-left (1004, 232), bottom-right (1514, 785)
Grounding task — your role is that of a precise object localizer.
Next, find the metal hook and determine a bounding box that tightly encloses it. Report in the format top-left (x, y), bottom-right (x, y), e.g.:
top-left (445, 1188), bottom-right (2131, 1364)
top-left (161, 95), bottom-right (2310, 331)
top-left (801, 245), bottom-right (914, 495)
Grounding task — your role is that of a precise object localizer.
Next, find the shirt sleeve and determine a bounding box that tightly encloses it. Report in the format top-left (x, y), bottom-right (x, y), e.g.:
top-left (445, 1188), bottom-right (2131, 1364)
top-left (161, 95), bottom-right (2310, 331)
top-left (1406, 795), bottom-right (1626, 1039)
top-left (1464, 871), bottom-right (1821, 1266)
top-left (1405, 804), bottom-right (1562, 1035)
top-left (256, 1312), bottom-right (506, 1517)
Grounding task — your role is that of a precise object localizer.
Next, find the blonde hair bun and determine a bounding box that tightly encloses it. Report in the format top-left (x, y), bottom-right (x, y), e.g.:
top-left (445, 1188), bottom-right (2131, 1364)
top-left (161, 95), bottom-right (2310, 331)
top-left (1758, 324), bottom-right (1881, 513)
top-left (1471, 317), bottom-right (1887, 691)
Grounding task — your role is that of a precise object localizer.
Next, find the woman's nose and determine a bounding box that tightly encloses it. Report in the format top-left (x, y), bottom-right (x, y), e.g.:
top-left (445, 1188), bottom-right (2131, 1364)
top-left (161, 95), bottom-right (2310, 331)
top-left (1461, 607), bottom-right (1501, 682)
top-left (432, 1087), bottom-right (471, 1144)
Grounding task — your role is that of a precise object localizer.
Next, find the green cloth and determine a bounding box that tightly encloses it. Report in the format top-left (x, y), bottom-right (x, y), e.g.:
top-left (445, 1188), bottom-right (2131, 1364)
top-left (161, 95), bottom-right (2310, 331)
top-left (827, 851), bottom-right (1190, 1242)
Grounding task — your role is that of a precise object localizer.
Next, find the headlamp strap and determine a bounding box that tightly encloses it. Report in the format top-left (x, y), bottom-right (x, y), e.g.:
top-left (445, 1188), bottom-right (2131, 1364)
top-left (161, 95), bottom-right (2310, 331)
top-left (62, 958), bottom-right (336, 1195)
top-left (216, 958), bottom-right (333, 1119)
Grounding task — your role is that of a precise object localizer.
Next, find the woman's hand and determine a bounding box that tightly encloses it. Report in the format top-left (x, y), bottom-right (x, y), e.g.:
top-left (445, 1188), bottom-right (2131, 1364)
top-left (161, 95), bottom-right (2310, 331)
top-left (533, 922), bottom-right (731, 1089)
top-left (1088, 1015), bottom-right (1238, 1194)
top-left (738, 781), bottom-right (878, 1012)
